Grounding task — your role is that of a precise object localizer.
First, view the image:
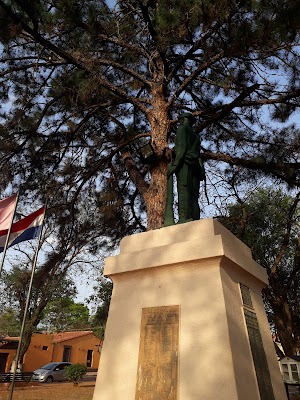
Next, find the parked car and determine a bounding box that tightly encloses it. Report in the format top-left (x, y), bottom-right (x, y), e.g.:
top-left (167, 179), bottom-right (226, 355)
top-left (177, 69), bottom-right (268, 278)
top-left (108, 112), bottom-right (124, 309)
top-left (32, 362), bottom-right (72, 383)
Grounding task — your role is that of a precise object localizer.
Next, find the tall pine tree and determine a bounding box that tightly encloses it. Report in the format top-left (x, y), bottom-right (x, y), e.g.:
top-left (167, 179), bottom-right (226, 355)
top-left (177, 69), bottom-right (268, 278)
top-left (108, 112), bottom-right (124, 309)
top-left (0, 0), bottom-right (299, 231)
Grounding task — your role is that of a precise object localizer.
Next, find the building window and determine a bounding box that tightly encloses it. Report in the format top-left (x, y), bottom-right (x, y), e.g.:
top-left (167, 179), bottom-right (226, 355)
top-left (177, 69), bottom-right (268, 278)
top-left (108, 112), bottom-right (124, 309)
top-left (281, 362), bottom-right (300, 383)
top-left (291, 364), bottom-right (300, 381)
top-left (62, 346), bottom-right (72, 362)
top-left (0, 353), bottom-right (9, 373)
top-left (42, 346), bottom-right (48, 351)
top-left (86, 350), bottom-right (93, 368)
top-left (282, 364), bottom-right (289, 381)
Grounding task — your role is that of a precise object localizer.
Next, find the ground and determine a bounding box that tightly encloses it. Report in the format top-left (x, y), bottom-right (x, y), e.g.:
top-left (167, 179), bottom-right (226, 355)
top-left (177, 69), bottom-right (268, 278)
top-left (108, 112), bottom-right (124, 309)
top-left (0, 380), bottom-right (299, 399)
top-left (0, 381), bottom-right (94, 400)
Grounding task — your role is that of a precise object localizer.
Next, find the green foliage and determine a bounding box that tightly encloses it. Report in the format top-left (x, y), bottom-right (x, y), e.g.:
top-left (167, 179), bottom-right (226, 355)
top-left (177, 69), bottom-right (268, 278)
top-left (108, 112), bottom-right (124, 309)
top-left (40, 298), bottom-right (90, 331)
top-left (64, 363), bottom-right (87, 385)
top-left (90, 278), bottom-right (112, 339)
top-left (0, 308), bottom-right (21, 336)
top-left (220, 187), bottom-right (300, 354)
top-left (2, 266), bottom-right (77, 316)
top-left (221, 188), bottom-right (298, 270)
top-left (0, 216), bottom-right (104, 361)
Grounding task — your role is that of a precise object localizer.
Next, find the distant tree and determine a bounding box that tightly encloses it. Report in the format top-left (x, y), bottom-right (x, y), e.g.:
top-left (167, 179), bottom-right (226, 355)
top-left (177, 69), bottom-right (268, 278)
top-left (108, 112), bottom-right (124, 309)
top-left (90, 277), bottom-right (113, 339)
top-left (0, 308), bottom-right (20, 336)
top-left (220, 187), bottom-right (300, 356)
top-left (0, 211), bottom-right (103, 366)
top-left (40, 298), bottom-right (90, 331)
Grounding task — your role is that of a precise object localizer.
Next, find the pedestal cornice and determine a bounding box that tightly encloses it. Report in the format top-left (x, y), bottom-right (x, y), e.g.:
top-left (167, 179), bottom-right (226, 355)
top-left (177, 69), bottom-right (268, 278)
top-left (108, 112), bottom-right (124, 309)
top-left (104, 219), bottom-right (268, 285)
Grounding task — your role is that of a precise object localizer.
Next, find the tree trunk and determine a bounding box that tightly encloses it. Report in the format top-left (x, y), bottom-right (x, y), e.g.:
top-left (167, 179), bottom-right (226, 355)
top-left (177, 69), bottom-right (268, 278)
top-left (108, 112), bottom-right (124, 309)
top-left (18, 323), bottom-right (36, 365)
top-left (275, 310), bottom-right (300, 357)
top-left (144, 161), bottom-right (168, 230)
top-left (18, 302), bottom-right (46, 365)
top-left (265, 286), bottom-right (300, 356)
top-left (145, 90), bottom-right (170, 230)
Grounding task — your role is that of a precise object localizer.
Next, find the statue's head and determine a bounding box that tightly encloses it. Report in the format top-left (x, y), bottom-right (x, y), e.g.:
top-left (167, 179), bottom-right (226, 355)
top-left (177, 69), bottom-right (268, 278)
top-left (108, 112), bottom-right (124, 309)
top-left (179, 112), bottom-right (196, 125)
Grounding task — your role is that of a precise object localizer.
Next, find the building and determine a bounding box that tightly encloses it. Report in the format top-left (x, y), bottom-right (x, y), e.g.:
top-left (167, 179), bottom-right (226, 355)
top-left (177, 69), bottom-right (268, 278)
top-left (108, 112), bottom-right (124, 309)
top-left (279, 356), bottom-right (300, 383)
top-left (0, 330), bottom-right (102, 372)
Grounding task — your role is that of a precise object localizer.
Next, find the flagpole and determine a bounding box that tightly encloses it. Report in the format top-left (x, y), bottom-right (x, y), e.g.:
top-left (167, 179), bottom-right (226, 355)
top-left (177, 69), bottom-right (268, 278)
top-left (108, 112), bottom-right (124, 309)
top-left (0, 192), bottom-right (19, 276)
top-left (8, 201), bottom-right (47, 400)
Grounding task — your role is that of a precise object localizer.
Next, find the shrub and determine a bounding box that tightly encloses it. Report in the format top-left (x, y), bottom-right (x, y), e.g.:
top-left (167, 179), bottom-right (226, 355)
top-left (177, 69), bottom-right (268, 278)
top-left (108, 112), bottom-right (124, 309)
top-left (64, 364), bottom-right (87, 386)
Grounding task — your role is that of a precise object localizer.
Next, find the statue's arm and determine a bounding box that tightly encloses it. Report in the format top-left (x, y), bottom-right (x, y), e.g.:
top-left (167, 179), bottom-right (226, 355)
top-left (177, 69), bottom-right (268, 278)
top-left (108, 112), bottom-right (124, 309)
top-left (169, 126), bottom-right (187, 174)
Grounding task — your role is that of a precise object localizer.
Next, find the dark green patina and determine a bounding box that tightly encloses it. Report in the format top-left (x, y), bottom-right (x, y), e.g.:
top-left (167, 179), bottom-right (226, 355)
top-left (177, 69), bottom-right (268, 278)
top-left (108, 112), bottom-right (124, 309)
top-left (164, 113), bottom-right (205, 226)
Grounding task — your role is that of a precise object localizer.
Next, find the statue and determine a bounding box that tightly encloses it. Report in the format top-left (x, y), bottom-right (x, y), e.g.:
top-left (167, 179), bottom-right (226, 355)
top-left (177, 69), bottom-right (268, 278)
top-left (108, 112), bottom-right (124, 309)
top-left (164, 113), bottom-right (205, 226)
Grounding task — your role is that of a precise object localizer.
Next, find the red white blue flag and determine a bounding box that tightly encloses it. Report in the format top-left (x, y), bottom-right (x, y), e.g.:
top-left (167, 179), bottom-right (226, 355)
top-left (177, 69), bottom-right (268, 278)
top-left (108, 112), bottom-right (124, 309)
top-left (0, 207), bottom-right (44, 253)
top-left (0, 194), bottom-right (17, 231)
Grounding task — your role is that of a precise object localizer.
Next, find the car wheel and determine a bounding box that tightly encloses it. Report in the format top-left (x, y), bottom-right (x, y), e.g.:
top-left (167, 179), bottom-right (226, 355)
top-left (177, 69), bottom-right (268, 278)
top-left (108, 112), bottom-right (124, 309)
top-left (46, 376), bottom-right (53, 383)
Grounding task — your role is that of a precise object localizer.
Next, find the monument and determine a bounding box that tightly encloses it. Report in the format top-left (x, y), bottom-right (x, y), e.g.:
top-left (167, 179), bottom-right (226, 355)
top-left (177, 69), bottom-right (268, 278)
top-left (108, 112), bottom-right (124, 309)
top-left (93, 220), bottom-right (287, 400)
top-left (164, 113), bottom-right (205, 226)
top-left (93, 116), bottom-right (287, 400)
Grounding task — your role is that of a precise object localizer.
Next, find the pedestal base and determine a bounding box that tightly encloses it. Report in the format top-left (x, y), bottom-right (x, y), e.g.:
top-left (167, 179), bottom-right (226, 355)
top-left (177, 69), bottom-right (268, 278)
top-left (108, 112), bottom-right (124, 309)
top-left (93, 219), bottom-right (287, 400)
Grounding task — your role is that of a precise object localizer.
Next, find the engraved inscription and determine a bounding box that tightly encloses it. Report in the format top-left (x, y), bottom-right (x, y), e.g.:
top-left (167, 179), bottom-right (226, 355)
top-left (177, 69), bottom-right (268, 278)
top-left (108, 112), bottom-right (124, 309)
top-left (135, 306), bottom-right (179, 400)
top-left (239, 283), bottom-right (253, 308)
top-left (244, 309), bottom-right (275, 400)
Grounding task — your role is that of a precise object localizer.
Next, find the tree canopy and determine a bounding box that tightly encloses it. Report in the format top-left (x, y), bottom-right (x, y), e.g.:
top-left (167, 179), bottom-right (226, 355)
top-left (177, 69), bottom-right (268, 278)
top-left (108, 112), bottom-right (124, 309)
top-left (89, 276), bottom-right (112, 339)
top-left (0, 308), bottom-right (20, 336)
top-left (40, 298), bottom-right (90, 331)
top-left (0, 219), bottom-right (101, 361)
top-left (0, 0), bottom-right (299, 234)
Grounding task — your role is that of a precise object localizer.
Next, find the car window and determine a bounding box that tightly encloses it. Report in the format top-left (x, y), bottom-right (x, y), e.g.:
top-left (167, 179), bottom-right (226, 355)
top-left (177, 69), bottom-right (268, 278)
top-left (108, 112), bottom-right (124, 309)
top-left (59, 364), bottom-right (70, 370)
top-left (41, 363), bottom-right (58, 370)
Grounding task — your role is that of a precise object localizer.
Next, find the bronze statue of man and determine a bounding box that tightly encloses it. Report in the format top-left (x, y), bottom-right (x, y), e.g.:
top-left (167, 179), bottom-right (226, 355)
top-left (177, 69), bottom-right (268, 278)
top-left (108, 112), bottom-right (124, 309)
top-left (164, 113), bottom-right (205, 226)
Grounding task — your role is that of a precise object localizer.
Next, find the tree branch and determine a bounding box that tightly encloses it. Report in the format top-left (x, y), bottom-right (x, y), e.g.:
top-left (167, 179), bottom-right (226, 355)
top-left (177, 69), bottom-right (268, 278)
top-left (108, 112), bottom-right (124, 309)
top-left (98, 58), bottom-right (150, 87)
top-left (69, 131), bottom-right (151, 206)
top-left (166, 28), bottom-right (215, 82)
top-left (239, 89), bottom-right (300, 107)
top-left (195, 83), bottom-right (260, 132)
top-left (0, 61), bottom-right (65, 77)
top-left (0, 0), bottom-right (149, 114)
top-left (203, 150), bottom-right (300, 186)
top-left (168, 51), bottom-right (225, 106)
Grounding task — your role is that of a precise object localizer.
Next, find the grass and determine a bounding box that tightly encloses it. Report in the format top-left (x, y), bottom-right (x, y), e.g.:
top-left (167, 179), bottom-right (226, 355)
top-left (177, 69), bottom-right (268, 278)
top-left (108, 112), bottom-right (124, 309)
top-left (0, 382), bottom-right (95, 400)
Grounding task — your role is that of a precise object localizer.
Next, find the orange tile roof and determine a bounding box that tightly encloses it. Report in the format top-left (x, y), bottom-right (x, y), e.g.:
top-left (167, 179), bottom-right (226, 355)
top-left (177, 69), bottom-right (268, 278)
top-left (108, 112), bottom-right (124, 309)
top-left (52, 330), bottom-right (94, 343)
top-left (2, 336), bottom-right (19, 341)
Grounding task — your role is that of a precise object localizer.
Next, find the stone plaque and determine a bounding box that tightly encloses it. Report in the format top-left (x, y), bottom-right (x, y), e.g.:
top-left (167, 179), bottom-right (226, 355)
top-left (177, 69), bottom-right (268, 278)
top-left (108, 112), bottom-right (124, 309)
top-left (239, 283), bottom-right (253, 308)
top-left (244, 309), bottom-right (275, 400)
top-left (135, 306), bottom-right (179, 400)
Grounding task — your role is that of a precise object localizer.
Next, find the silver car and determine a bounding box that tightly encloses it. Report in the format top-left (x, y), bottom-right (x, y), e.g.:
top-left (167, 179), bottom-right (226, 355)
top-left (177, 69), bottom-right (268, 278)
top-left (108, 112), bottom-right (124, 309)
top-left (32, 362), bottom-right (72, 383)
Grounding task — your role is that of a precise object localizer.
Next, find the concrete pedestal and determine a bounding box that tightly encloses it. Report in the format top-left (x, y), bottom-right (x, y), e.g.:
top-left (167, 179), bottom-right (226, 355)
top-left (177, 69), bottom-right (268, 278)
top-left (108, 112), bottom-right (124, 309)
top-left (93, 219), bottom-right (287, 400)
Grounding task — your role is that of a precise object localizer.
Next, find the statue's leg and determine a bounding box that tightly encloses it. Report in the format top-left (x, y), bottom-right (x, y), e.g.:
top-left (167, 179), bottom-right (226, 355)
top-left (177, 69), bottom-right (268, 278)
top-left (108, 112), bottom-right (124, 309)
top-left (177, 166), bottom-right (192, 224)
top-left (163, 172), bottom-right (175, 226)
top-left (190, 173), bottom-right (200, 220)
